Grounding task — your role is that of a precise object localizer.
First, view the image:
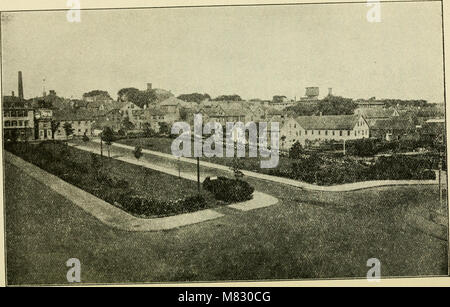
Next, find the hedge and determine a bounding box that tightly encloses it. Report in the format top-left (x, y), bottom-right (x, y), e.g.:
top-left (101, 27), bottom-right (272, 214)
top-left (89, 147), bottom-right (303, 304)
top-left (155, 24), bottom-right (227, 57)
top-left (203, 176), bottom-right (254, 202)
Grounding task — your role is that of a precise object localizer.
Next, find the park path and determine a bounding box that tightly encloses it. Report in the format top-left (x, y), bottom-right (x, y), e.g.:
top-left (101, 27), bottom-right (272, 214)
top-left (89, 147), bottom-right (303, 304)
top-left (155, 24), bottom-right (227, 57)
top-left (5, 151), bottom-right (226, 231)
top-left (69, 142), bottom-right (279, 212)
top-left (90, 138), bottom-right (440, 192)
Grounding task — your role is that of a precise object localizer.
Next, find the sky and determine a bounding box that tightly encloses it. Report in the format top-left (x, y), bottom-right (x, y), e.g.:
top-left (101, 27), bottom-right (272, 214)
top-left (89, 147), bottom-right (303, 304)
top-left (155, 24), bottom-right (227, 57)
top-left (0, 2), bottom-right (445, 103)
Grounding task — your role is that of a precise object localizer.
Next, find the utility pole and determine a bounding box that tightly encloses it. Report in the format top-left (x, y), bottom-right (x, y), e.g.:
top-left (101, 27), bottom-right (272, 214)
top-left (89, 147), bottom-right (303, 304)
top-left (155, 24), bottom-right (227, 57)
top-left (343, 139), bottom-right (346, 156)
top-left (197, 157), bottom-right (200, 194)
top-left (439, 160), bottom-right (442, 207)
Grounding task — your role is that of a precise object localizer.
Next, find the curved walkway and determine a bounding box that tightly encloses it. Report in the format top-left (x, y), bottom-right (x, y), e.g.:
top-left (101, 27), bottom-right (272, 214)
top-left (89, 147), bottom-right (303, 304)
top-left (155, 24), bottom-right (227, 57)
top-left (93, 139), bottom-right (440, 192)
top-left (6, 150), bottom-right (279, 231)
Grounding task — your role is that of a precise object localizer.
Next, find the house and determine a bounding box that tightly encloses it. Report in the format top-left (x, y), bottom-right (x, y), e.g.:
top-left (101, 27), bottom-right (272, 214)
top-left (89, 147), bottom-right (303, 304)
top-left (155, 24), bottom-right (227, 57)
top-left (53, 109), bottom-right (95, 139)
top-left (420, 118), bottom-right (445, 144)
top-left (3, 107), bottom-right (35, 141)
top-left (158, 96), bottom-right (185, 123)
top-left (354, 107), bottom-right (400, 137)
top-left (354, 107), bottom-right (399, 119)
top-left (93, 109), bottom-right (122, 132)
top-left (142, 106), bottom-right (170, 132)
top-left (34, 108), bottom-right (53, 140)
top-left (369, 117), bottom-right (415, 141)
top-left (280, 114), bottom-right (370, 150)
top-left (120, 101), bottom-right (141, 118)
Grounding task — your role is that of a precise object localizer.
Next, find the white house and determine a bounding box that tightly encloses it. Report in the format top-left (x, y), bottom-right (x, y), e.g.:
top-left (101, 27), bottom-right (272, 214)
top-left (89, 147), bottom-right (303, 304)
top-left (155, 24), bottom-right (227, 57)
top-left (280, 114), bottom-right (370, 150)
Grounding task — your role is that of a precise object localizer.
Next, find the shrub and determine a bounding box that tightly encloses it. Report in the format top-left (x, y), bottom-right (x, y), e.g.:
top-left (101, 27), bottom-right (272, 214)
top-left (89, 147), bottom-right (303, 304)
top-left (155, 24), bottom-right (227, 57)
top-left (289, 141), bottom-right (303, 159)
top-left (203, 176), bottom-right (254, 202)
top-left (82, 134), bottom-right (90, 142)
top-left (347, 139), bottom-right (379, 157)
top-left (133, 145), bottom-right (143, 160)
top-left (117, 193), bottom-right (207, 217)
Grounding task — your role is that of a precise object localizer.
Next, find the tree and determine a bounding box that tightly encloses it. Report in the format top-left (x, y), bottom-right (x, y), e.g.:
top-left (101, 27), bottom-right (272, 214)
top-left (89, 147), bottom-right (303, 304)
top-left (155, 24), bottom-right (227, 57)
top-left (121, 116), bottom-right (134, 132)
top-left (82, 90), bottom-right (111, 100)
top-left (212, 94), bottom-right (242, 101)
top-left (158, 122), bottom-right (171, 136)
top-left (318, 96), bottom-right (357, 115)
top-left (230, 157), bottom-right (244, 179)
top-left (133, 145), bottom-right (143, 160)
top-left (63, 122), bottom-right (74, 142)
top-left (177, 93), bottom-right (210, 103)
top-left (117, 87), bottom-right (157, 108)
top-left (102, 127), bottom-right (114, 158)
top-left (273, 95), bottom-right (287, 103)
top-left (51, 120), bottom-right (60, 140)
top-left (82, 132), bottom-right (90, 143)
top-left (143, 123), bottom-right (156, 138)
top-left (289, 141), bottom-right (303, 159)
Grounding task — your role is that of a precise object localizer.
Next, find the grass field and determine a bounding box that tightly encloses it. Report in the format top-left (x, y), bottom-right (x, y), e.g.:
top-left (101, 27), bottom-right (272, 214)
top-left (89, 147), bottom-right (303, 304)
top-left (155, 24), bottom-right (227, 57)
top-left (4, 156), bottom-right (448, 284)
top-left (5, 142), bottom-right (219, 217)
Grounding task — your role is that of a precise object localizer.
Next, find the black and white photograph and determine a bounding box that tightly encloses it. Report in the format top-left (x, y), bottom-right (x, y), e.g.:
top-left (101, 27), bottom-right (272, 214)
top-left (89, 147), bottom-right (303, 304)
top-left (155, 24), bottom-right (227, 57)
top-left (0, 0), bottom-right (448, 286)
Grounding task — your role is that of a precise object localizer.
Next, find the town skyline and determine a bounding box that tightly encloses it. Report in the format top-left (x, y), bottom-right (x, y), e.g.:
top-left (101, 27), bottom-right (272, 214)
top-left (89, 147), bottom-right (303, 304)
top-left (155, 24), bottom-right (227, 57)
top-left (1, 2), bottom-right (445, 103)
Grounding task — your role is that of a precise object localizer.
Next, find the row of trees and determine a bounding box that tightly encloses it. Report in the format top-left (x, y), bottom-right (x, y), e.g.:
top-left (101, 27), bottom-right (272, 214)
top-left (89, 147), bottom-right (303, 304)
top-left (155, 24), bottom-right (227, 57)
top-left (177, 93), bottom-right (243, 102)
top-left (285, 95), bottom-right (357, 116)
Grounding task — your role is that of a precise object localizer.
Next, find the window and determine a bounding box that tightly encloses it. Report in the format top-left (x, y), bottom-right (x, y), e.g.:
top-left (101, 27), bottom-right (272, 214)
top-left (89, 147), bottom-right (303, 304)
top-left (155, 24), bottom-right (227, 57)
top-left (4, 111), bottom-right (9, 117)
top-left (24, 120), bottom-right (29, 127)
top-left (325, 131), bottom-right (328, 136)
top-left (332, 131), bottom-right (335, 136)
top-left (11, 121), bottom-right (17, 126)
top-left (339, 131), bottom-right (342, 136)
top-left (5, 121), bottom-right (10, 127)
top-left (347, 131), bottom-right (350, 136)
top-left (19, 120), bottom-right (23, 126)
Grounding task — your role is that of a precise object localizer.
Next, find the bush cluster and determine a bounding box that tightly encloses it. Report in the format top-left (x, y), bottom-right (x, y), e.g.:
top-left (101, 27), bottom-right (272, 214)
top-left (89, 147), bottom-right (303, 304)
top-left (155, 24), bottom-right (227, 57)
top-left (117, 194), bottom-right (207, 216)
top-left (203, 176), bottom-right (254, 202)
top-left (6, 141), bottom-right (209, 217)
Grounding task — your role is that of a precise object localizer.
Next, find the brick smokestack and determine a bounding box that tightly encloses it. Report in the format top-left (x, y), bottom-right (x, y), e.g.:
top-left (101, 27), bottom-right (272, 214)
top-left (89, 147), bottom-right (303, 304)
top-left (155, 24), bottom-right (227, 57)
top-left (18, 71), bottom-right (24, 100)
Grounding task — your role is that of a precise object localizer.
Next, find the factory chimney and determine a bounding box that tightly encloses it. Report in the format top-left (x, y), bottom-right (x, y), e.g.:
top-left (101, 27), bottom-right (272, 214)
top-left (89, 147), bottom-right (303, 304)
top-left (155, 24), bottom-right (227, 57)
top-left (18, 71), bottom-right (24, 100)
top-left (147, 83), bottom-right (153, 91)
top-left (328, 88), bottom-right (333, 96)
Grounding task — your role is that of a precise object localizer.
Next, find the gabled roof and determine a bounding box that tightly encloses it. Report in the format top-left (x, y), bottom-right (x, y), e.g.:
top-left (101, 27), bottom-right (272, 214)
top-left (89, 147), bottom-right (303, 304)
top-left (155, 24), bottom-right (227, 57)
top-left (53, 109), bottom-right (96, 121)
top-left (355, 108), bottom-right (398, 119)
top-left (371, 118), bottom-right (415, 130)
top-left (159, 96), bottom-right (186, 107)
top-left (294, 115), bottom-right (362, 130)
top-left (144, 107), bottom-right (165, 116)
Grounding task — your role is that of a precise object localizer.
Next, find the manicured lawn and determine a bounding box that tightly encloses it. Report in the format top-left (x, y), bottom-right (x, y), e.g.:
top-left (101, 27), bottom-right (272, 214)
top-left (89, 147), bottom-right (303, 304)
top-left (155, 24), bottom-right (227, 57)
top-left (5, 141), bottom-right (218, 217)
top-left (4, 158), bottom-right (448, 285)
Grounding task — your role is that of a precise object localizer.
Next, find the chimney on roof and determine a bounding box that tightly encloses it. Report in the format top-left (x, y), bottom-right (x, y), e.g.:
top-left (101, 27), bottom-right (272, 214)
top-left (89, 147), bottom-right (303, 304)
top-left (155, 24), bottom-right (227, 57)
top-left (328, 88), bottom-right (333, 96)
top-left (147, 83), bottom-right (152, 91)
top-left (11, 91), bottom-right (15, 97)
top-left (18, 71), bottom-right (24, 100)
